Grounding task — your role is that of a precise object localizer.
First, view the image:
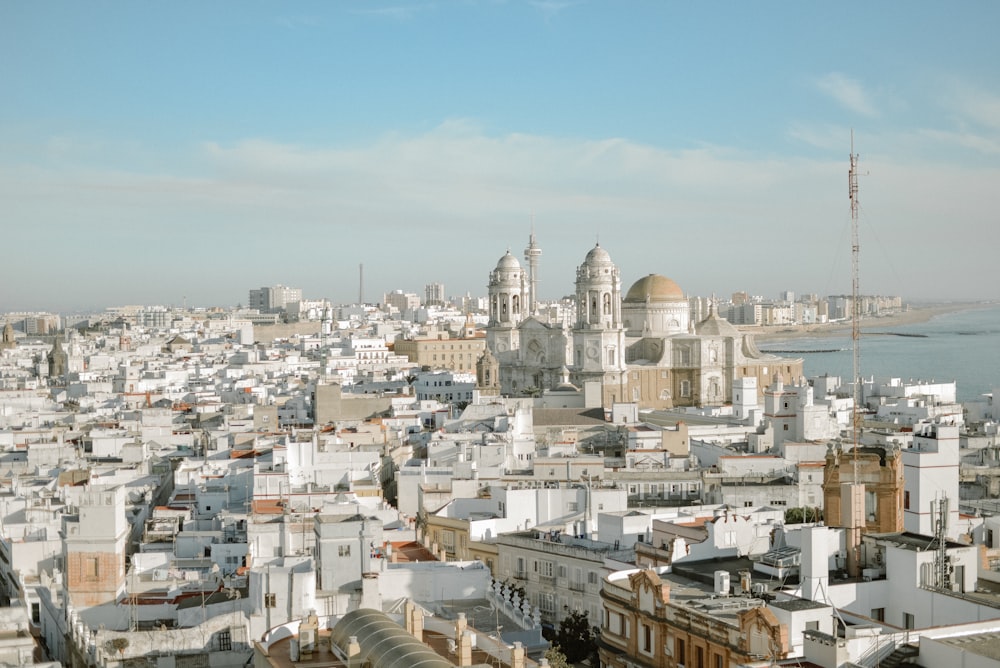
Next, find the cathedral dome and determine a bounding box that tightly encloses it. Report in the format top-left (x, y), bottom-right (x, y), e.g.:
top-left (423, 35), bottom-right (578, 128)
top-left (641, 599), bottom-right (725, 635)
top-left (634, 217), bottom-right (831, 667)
top-left (624, 274), bottom-right (685, 303)
top-left (495, 250), bottom-right (522, 271)
top-left (583, 244), bottom-right (612, 267)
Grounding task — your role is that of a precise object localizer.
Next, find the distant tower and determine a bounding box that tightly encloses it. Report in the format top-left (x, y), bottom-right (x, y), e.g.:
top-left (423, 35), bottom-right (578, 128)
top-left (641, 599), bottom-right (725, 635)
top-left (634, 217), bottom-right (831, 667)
top-left (0, 322), bottom-right (15, 351)
top-left (476, 348), bottom-right (500, 396)
top-left (359, 263), bottom-right (364, 304)
top-left (524, 225), bottom-right (542, 315)
top-left (48, 337), bottom-right (68, 379)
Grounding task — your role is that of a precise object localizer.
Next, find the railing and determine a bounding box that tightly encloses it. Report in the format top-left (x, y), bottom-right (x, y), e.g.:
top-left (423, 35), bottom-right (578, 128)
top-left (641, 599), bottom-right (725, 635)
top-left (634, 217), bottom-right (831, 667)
top-left (513, 571), bottom-right (528, 580)
top-left (539, 575), bottom-right (556, 585)
top-left (569, 581), bottom-right (586, 592)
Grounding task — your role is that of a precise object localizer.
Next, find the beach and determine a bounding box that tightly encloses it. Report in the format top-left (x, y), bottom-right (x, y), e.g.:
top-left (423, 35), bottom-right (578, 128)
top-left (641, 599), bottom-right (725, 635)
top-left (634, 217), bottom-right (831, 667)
top-left (741, 302), bottom-right (998, 341)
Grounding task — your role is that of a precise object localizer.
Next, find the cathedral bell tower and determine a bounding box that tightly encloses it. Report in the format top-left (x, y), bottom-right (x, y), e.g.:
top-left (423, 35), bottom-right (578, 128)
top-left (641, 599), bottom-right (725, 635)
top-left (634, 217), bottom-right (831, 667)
top-left (572, 244), bottom-right (626, 382)
top-left (486, 250), bottom-right (527, 355)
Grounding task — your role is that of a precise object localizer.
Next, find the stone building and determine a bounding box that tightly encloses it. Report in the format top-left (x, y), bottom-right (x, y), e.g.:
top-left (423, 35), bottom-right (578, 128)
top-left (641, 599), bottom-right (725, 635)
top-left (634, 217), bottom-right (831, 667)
top-left (599, 567), bottom-right (790, 668)
top-left (484, 237), bottom-right (803, 410)
top-left (822, 443), bottom-right (905, 536)
top-left (393, 330), bottom-right (486, 373)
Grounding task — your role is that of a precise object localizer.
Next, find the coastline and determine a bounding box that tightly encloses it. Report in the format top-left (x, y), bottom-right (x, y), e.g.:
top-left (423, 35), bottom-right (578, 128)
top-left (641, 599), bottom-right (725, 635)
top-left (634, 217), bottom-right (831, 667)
top-left (740, 301), bottom-right (999, 342)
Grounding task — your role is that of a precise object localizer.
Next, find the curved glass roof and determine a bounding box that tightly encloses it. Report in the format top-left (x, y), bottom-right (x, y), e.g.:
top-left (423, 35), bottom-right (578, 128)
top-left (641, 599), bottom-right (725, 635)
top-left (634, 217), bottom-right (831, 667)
top-left (330, 608), bottom-right (455, 668)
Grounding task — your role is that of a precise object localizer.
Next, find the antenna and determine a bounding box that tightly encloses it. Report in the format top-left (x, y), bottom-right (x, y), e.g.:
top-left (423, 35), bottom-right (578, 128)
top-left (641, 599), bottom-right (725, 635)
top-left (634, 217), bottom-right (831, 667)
top-left (849, 132), bottom-right (861, 467)
top-left (359, 263), bottom-right (364, 304)
top-left (933, 496), bottom-right (952, 590)
top-left (841, 132), bottom-right (866, 580)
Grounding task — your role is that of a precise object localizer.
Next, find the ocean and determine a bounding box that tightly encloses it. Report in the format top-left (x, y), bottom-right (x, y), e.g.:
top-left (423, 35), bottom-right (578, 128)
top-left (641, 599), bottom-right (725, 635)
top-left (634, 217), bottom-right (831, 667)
top-left (756, 304), bottom-right (1000, 404)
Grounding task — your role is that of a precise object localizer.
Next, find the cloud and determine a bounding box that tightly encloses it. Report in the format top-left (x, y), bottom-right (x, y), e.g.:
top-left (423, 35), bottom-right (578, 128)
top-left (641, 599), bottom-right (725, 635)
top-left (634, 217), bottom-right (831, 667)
top-left (941, 82), bottom-right (1000, 132)
top-left (917, 128), bottom-right (1000, 155)
top-left (2, 120), bottom-right (999, 311)
top-left (816, 72), bottom-right (878, 117)
top-left (350, 4), bottom-right (435, 20)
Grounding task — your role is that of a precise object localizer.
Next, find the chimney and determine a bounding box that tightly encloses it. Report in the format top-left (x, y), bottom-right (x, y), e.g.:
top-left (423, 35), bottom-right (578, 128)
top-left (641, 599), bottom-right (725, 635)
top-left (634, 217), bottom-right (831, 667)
top-left (410, 601), bottom-right (424, 642)
top-left (455, 612), bottom-right (467, 645)
top-left (459, 630), bottom-right (474, 667)
top-left (511, 641), bottom-right (525, 668)
top-left (347, 635), bottom-right (361, 668)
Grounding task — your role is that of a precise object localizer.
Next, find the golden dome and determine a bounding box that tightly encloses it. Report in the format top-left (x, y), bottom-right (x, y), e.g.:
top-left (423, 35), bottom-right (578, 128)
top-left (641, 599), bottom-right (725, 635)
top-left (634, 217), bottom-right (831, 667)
top-left (624, 274), bottom-right (685, 302)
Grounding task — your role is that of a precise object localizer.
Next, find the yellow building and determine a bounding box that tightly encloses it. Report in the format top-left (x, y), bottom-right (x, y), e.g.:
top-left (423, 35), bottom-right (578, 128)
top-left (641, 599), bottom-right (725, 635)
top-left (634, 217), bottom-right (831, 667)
top-left (600, 567), bottom-right (789, 668)
top-left (394, 331), bottom-right (487, 373)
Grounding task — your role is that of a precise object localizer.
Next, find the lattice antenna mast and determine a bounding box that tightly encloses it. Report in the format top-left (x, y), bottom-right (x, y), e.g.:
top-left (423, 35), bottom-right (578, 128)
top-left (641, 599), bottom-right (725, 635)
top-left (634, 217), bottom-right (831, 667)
top-left (849, 133), bottom-right (861, 473)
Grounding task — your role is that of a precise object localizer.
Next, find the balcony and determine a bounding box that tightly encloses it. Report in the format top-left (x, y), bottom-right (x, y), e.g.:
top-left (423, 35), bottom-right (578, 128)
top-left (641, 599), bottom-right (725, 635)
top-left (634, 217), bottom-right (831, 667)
top-left (539, 574), bottom-right (556, 585)
top-left (569, 581), bottom-right (586, 592)
top-left (513, 570), bottom-right (529, 581)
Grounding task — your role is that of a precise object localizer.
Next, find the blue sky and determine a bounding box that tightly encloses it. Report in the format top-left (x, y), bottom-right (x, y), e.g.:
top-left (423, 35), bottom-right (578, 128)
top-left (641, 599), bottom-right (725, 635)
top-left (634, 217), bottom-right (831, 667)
top-left (2, 1), bottom-right (998, 312)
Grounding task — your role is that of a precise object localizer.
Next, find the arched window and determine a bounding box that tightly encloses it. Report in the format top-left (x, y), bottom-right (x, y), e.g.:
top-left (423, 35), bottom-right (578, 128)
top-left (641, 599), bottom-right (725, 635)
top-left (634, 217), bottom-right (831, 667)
top-left (512, 295), bottom-right (520, 314)
top-left (603, 293), bottom-right (611, 315)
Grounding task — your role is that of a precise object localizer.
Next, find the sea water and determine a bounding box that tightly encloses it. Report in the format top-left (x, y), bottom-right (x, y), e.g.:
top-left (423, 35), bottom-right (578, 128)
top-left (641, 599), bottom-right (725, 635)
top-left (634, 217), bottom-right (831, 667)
top-left (757, 304), bottom-right (1000, 404)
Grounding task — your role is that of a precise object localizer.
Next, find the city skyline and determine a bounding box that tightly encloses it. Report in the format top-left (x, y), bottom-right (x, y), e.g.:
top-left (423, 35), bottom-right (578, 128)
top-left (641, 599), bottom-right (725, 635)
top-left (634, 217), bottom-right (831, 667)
top-left (2, 2), bottom-right (999, 312)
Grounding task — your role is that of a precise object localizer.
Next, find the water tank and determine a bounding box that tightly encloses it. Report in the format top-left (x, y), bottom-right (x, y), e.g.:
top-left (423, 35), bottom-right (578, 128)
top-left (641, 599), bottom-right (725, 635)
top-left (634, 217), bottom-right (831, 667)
top-left (714, 570), bottom-right (731, 596)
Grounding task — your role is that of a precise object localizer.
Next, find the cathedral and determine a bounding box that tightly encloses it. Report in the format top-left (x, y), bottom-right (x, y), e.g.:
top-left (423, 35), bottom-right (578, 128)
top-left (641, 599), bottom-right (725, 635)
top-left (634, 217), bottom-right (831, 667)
top-left (480, 236), bottom-right (803, 410)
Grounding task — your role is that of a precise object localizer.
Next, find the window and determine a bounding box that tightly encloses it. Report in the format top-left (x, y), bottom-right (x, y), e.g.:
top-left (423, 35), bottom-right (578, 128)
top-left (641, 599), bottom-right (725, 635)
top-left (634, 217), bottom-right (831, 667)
top-left (783, 424), bottom-right (789, 431)
top-left (806, 621), bottom-right (819, 631)
top-left (903, 612), bottom-right (915, 629)
top-left (86, 557), bottom-right (99, 579)
top-left (643, 625), bottom-right (652, 652)
top-left (588, 571), bottom-right (599, 585)
top-left (680, 380), bottom-right (691, 397)
top-left (217, 629), bottom-right (232, 651)
top-left (904, 490), bottom-right (910, 510)
top-left (338, 545), bottom-right (351, 557)
top-left (265, 593), bottom-right (276, 608)
top-left (871, 608), bottom-right (884, 622)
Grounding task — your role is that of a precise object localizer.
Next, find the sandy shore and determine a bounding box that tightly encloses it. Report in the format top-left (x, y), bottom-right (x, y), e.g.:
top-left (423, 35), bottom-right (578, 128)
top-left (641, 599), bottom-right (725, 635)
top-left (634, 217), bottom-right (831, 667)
top-left (740, 302), bottom-right (998, 342)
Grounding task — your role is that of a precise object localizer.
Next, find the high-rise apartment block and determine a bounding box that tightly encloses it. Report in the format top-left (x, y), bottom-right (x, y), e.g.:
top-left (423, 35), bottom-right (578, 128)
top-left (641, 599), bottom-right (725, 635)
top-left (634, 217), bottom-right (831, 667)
top-left (248, 285), bottom-right (302, 314)
top-left (424, 282), bottom-right (445, 307)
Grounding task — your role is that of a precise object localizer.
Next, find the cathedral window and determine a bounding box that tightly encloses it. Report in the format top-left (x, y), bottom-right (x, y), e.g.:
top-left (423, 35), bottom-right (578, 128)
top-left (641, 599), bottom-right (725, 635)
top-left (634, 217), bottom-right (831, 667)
top-left (603, 293), bottom-right (611, 315)
top-left (512, 295), bottom-right (520, 314)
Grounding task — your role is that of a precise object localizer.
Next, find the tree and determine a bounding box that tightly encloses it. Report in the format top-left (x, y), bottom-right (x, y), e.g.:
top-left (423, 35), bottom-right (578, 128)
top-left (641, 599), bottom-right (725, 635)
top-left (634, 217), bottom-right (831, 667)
top-left (104, 637), bottom-right (129, 659)
top-left (555, 610), bottom-right (596, 664)
top-left (544, 645), bottom-right (570, 668)
top-left (785, 506), bottom-right (823, 524)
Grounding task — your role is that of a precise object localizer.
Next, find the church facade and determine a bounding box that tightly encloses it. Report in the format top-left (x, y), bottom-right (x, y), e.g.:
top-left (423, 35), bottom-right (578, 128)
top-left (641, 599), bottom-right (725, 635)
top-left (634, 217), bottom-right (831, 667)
top-left (481, 238), bottom-right (803, 410)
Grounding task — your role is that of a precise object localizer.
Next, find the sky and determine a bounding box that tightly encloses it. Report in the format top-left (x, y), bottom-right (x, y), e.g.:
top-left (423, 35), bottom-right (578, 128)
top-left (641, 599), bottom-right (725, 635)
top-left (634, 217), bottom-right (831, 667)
top-left (2, 1), bottom-right (999, 313)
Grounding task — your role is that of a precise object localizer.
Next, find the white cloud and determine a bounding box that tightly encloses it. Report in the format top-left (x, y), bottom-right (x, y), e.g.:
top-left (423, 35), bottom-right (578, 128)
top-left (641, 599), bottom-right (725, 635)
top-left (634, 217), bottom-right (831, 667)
top-left (816, 72), bottom-right (878, 117)
top-left (350, 4), bottom-right (435, 20)
top-left (2, 121), bottom-right (999, 311)
top-left (949, 84), bottom-right (1000, 131)
top-left (917, 128), bottom-right (1000, 155)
